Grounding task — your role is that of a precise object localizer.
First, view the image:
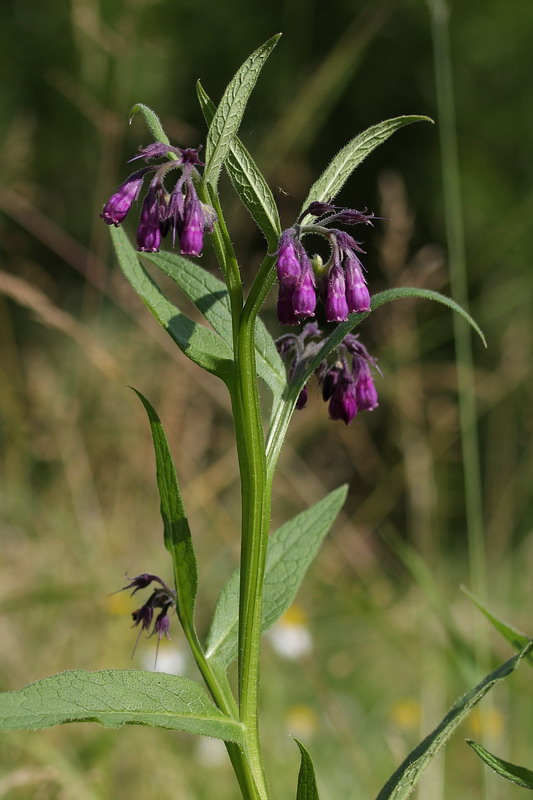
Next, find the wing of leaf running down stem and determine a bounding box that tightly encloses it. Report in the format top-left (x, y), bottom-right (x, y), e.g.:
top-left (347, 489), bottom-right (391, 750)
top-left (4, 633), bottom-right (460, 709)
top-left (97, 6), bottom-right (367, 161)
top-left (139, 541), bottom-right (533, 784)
top-left (204, 34), bottom-right (280, 189)
top-left (109, 225), bottom-right (233, 381)
top-left (299, 115), bottom-right (433, 226)
top-left (267, 287), bottom-right (486, 466)
top-left (133, 390), bottom-right (198, 629)
top-left (196, 80), bottom-right (282, 251)
top-left (295, 739), bottom-right (320, 800)
top-left (374, 641), bottom-right (533, 800)
top-left (466, 740), bottom-right (533, 790)
top-left (205, 485), bottom-right (348, 669)
top-left (461, 586), bottom-right (533, 668)
top-left (142, 250), bottom-right (286, 404)
top-left (0, 670), bottom-right (243, 744)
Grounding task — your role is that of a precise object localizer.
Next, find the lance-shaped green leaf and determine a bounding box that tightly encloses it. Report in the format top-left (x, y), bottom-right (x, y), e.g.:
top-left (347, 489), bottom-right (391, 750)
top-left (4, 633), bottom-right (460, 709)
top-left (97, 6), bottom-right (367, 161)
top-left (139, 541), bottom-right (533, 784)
top-left (109, 225), bottom-right (233, 380)
top-left (133, 390), bottom-right (198, 627)
top-left (142, 250), bottom-right (286, 402)
top-left (461, 586), bottom-right (533, 668)
top-left (267, 287), bottom-right (486, 474)
top-left (206, 485), bottom-right (348, 668)
top-left (467, 740), bottom-right (533, 790)
top-left (295, 739), bottom-right (320, 799)
top-left (197, 81), bottom-right (281, 250)
top-left (374, 642), bottom-right (533, 800)
top-left (299, 115), bottom-right (433, 226)
top-left (129, 103), bottom-right (172, 148)
top-left (0, 670), bottom-right (244, 744)
top-left (204, 34), bottom-right (280, 188)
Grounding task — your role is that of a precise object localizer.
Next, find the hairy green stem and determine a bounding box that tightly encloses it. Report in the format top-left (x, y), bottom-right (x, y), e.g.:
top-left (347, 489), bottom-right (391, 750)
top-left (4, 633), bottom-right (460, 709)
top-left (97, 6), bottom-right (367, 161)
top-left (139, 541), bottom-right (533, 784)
top-left (199, 188), bottom-right (270, 797)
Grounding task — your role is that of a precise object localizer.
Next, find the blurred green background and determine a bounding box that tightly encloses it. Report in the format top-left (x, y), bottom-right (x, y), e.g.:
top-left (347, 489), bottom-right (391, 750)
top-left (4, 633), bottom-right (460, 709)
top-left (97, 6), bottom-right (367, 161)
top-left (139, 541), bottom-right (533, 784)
top-left (1, 0), bottom-right (532, 798)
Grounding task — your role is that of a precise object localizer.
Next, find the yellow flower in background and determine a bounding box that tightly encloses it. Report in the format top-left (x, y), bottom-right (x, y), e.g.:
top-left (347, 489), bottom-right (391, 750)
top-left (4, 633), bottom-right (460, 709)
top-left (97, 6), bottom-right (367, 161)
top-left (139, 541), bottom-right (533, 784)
top-left (389, 697), bottom-right (421, 732)
top-left (466, 706), bottom-right (504, 739)
top-left (285, 704), bottom-right (319, 740)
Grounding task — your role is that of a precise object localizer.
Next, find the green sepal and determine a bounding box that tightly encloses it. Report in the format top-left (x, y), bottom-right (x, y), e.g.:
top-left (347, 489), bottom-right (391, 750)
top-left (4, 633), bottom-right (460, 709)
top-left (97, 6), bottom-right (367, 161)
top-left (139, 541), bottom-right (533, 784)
top-left (132, 389), bottom-right (198, 629)
top-left (467, 740), bottom-right (533, 790)
top-left (109, 225), bottom-right (234, 381)
top-left (0, 670), bottom-right (244, 744)
top-left (374, 642), bottom-right (533, 800)
top-left (295, 739), bottom-right (320, 799)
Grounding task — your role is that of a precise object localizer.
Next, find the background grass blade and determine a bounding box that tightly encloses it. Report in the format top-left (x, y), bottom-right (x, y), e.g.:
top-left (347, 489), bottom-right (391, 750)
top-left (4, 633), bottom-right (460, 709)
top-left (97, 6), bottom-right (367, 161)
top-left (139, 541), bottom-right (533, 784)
top-left (133, 390), bottom-right (198, 628)
top-left (0, 670), bottom-right (244, 743)
top-left (374, 642), bottom-right (533, 800)
top-left (295, 739), bottom-right (320, 800)
top-left (204, 34), bottom-right (280, 188)
top-left (205, 485), bottom-right (348, 667)
top-left (467, 740), bottom-right (533, 790)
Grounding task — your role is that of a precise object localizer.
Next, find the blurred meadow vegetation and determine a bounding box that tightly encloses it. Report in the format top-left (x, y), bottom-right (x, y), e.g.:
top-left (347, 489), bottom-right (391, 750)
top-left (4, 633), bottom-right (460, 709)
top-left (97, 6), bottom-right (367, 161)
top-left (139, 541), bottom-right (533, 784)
top-left (1, 0), bottom-right (532, 798)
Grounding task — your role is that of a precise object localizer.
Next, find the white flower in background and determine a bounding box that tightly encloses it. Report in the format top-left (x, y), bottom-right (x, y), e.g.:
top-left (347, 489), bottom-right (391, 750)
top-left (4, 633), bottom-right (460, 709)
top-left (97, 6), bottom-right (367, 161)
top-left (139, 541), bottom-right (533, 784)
top-left (268, 605), bottom-right (313, 660)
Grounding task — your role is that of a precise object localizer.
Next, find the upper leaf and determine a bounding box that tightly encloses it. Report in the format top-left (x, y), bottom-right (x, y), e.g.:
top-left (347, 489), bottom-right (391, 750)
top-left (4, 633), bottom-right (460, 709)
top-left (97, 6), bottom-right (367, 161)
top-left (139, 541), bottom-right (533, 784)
top-left (197, 81), bottom-right (282, 250)
top-left (109, 225), bottom-right (234, 380)
top-left (143, 250), bottom-right (286, 402)
top-left (206, 485), bottom-right (348, 667)
top-left (204, 34), bottom-right (280, 188)
top-left (374, 642), bottom-right (533, 800)
top-left (0, 669), bottom-right (244, 744)
top-left (133, 390), bottom-right (198, 628)
top-left (129, 103), bottom-right (171, 148)
top-left (295, 739), bottom-right (320, 800)
top-left (299, 116), bottom-right (433, 226)
top-left (467, 740), bottom-right (533, 790)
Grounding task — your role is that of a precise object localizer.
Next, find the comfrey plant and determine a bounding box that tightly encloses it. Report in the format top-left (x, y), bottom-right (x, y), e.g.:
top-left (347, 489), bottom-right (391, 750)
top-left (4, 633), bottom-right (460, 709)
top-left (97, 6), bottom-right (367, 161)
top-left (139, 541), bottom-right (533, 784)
top-left (1, 36), bottom-right (532, 799)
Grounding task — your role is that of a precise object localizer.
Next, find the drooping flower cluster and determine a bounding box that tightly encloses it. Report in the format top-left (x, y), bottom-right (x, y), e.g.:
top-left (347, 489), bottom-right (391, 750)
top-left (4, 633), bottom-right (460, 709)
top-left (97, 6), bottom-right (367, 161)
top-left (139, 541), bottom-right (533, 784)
top-left (276, 327), bottom-right (379, 425)
top-left (275, 202), bottom-right (375, 326)
top-left (117, 573), bottom-right (176, 660)
top-left (101, 143), bottom-right (216, 256)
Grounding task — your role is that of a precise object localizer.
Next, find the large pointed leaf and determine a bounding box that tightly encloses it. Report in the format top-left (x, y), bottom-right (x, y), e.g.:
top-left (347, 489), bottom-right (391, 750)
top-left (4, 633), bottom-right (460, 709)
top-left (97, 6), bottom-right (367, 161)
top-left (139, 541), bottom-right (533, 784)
top-left (204, 35), bottom-right (280, 188)
top-left (206, 485), bottom-right (348, 668)
top-left (374, 642), bottom-right (533, 800)
top-left (133, 390), bottom-right (197, 627)
top-left (109, 225), bottom-right (233, 380)
top-left (197, 81), bottom-right (281, 250)
top-left (0, 670), bottom-right (244, 744)
top-left (467, 740), bottom-right (533, 790)
top-left (142, 250), bottom-right (286, 402)
top-left (462, 586), bottom-right (533, 667)
top-left (299, 116), bottom-right (432, 225)
top-left (295, 739), bottom-right (320, 799)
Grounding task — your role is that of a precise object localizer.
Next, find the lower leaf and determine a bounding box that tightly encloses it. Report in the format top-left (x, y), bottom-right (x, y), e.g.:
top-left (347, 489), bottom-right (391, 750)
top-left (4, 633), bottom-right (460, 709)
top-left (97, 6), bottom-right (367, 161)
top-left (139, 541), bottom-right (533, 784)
top-left (0, 669), bottom-right (244, 745)
top-left (467, 740), bottom-right (533, 790)
top-left (295, 739), bottom-right (320, 799)
top-left (375, 642), bottom-right (533, 800)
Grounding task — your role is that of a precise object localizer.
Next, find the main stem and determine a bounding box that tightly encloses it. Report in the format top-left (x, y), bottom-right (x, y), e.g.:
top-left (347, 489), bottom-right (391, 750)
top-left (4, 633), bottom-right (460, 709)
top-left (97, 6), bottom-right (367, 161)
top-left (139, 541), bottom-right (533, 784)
top-left (233, 304), bottom-right (271, 799)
